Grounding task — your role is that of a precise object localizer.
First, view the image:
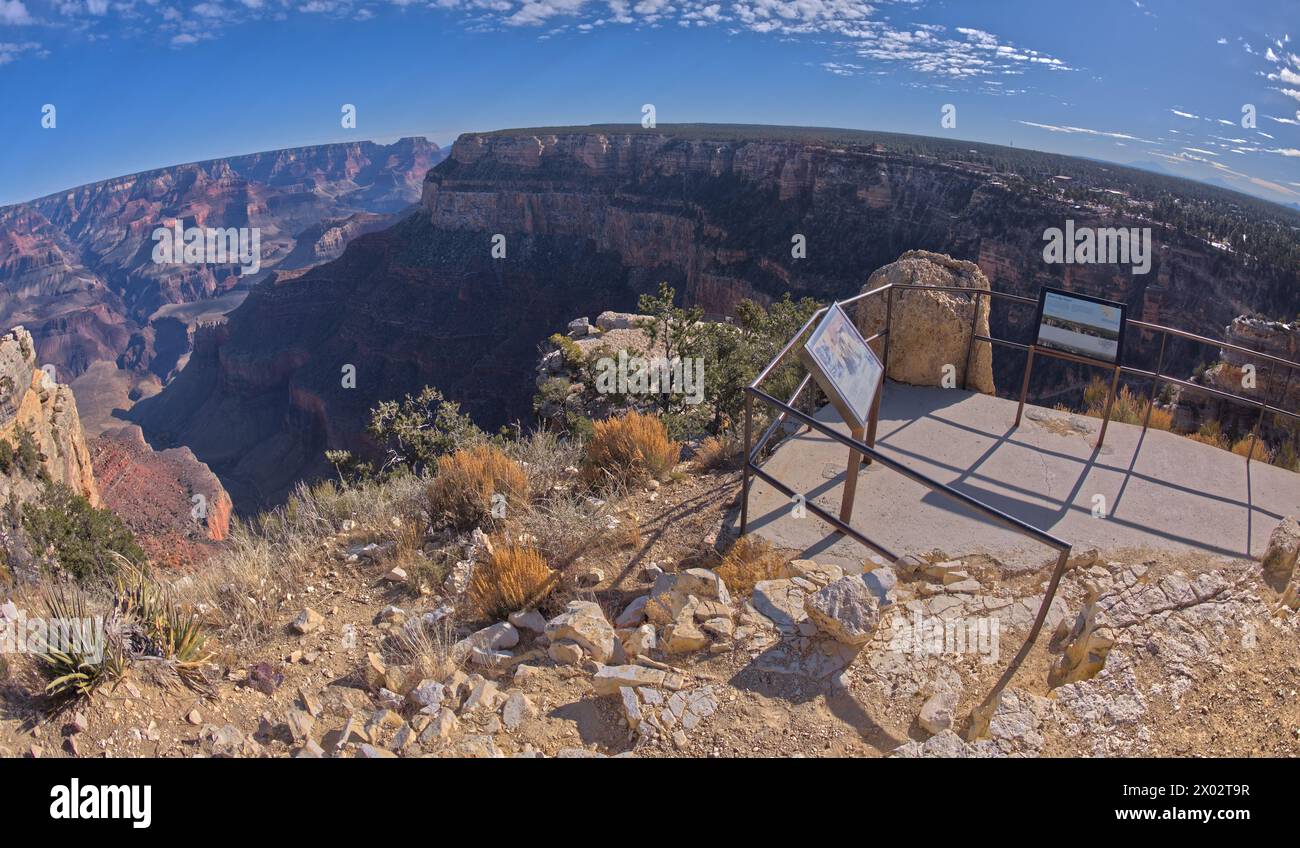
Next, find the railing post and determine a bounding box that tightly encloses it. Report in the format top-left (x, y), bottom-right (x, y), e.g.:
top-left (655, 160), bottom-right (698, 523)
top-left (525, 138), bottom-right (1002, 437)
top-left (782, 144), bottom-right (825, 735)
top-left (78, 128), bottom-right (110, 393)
top-left (882, 285), bottom-right (894, 378)
top-left (741, 391), bottom-right (752, 535)
top-left (1014, 345), bottom-right (1036, 427)
top-left (962, 289), bottom-right (981, 391)
top-left (1141, 332), bottom-right (1167, 437)
top-left (967, 545), bottom-right (1072, 740)
top-left (1096, 364), bottom-right (1122, 449)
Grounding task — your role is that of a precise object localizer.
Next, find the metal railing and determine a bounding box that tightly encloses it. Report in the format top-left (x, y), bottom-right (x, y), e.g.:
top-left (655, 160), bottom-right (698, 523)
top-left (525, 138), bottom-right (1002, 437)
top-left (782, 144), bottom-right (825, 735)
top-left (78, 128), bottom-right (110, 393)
top-left (739, 281), bottom-right (1300, 739)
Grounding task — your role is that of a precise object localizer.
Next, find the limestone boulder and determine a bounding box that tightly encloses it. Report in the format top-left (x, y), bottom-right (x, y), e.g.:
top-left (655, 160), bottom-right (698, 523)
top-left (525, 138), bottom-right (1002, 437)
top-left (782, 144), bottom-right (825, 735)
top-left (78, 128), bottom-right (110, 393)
top-left (804, 574), bottom-right (882, 645)
top-left (545, 600), bottom-right (617, 663)
top-left (854, 251), bottom-right (994, 395)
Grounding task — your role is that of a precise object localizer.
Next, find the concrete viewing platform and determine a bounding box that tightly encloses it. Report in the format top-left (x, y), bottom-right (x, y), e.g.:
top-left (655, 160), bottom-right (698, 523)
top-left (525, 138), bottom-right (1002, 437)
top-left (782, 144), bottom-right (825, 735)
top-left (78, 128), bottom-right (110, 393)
top-left (737, 382), bottom-right (1300, 573)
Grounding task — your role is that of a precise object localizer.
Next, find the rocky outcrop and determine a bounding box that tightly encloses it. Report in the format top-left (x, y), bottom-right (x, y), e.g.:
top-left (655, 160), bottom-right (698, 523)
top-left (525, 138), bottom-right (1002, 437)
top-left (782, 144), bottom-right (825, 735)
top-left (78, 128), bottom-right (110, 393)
top-left (0, 326), bottom-right (98, 504)
top-left (91, 424), bottom-right (232, 544)
top-left (1172, 316), bottom-right (1300, 441)
top-left (1261, 515), bottom-right (1299, 588)
top-left (854, 250), bottom-right (995, 394)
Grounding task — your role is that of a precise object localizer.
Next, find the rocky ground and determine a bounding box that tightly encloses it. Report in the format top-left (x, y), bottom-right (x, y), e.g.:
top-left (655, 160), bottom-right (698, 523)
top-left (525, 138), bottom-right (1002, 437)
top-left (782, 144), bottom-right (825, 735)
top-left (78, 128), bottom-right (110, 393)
top-left (1, 464), bottom-right (1297, 759)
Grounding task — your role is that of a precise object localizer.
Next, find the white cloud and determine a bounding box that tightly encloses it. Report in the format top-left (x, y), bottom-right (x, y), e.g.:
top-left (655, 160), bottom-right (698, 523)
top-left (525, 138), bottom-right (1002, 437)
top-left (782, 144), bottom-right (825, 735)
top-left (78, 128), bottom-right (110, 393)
top-left (1170, 108), bottom-right (1199, 119)
top-left (1017, 120), bottom-right (1150, 143)
top-left (0, 0), bottom-right (33, 24)
top-left (0, 40), bottom-right (43, 64)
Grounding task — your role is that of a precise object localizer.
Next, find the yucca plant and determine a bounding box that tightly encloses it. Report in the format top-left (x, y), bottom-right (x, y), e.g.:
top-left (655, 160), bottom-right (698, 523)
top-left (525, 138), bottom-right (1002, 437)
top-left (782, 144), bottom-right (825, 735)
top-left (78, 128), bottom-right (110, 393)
top-left (113, 563), bottom-right (213, 690)
top-left (35, 583), bottom-right (124, 700)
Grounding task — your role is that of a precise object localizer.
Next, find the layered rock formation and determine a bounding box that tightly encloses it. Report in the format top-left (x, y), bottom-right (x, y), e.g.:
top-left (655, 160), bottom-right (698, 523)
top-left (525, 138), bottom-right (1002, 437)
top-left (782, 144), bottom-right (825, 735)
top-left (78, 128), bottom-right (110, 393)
top-left (0, 326), bottom-right (98, 504)
top-left (854, 251), bottom-right (995, 394)
top-left (130, 125), bottom-right (1300, 512)
top-left (90, 424), bottom-right (231, 567)
top-left (1169, 316), bottom-right (1300, 454)
top-left (0, 137), bottom-right (444, 421)
top-left (92, 424), bottom-right (231, 538)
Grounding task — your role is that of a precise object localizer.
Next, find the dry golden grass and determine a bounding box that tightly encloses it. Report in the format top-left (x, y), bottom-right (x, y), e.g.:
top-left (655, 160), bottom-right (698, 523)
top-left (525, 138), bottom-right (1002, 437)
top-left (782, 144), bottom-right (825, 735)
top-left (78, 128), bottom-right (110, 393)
top-left (1231, 435), bottom-right (1272, 462)
top-left (606, 513), bottom-right (643, 549)
top-left (583, 410), bottom-right (680, 486)
top-left (1081, 378), bottom-right (1172, 430)
top-left (1187, 420), bottom-right (1229, 450)
top-left (467, 538), bottom-right (557, 620)
top-left (426, 444), bottom-right (530, 529)
top-left (693, 433), bottom-right (741, 471)
top-left (715, 536), bottom-right (787, 597)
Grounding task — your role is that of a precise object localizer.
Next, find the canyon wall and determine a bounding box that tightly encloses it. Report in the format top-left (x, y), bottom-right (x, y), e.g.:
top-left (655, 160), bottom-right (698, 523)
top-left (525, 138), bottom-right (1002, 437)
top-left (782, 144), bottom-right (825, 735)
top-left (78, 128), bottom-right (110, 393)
top-left (0, 137), bottom-right (444, 391)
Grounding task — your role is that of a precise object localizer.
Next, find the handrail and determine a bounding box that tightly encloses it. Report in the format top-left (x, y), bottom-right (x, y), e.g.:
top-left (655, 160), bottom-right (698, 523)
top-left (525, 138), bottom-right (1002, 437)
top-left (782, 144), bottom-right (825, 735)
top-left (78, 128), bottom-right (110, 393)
top-left (739, 279), bottom-right (1300, 742)
top-left (747, 387), bottom-right (1072, 552)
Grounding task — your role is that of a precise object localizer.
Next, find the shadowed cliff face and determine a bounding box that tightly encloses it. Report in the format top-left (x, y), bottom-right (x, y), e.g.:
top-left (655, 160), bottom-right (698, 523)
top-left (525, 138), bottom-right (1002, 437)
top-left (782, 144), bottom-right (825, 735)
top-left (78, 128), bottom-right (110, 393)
top-left (0, 138), bottom-right (444, 386)
top-left (130, 127), bottom-right (1300, 513)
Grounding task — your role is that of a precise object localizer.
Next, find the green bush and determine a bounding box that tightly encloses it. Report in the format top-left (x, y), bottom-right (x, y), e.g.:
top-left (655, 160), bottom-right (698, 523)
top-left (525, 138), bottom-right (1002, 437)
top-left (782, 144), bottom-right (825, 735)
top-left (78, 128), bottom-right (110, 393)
top-left (21, 483), bottom-right (144, 582)
top-left (14, 427), bottom-right (44, 479)
top-left (368, 385), bottom-right (486, 475)
top-left (548, 333), bottom-right (586, 366)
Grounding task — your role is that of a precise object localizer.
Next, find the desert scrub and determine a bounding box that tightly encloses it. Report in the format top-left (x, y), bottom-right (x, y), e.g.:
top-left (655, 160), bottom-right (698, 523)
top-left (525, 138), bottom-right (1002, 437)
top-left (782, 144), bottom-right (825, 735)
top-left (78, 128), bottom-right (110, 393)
top-left (33, 582), bottom-right (125, 700)
top-left (467, 538), bottom-right (556, 620)
top-left (693, 432), bottom-right (741, 471)
top-left (583, 410), bottom-right (680, 487)
top-left (368, 385), bottom-right (486, 475)
top-left (1231, 435), bottom-right (1272, 462)
top-left (715, 536), bottom-right (786, 597)
top-left (426, 444), bottom-right (531, 529)
top-left (35, 566), bottom-right (209, 701)
top-left (505, 428), bottom-right (584, 497)
top-left (22, 483), bottom-right (144, 582)
top-left (170, 474), bottom-right (425, 647)
top-left (548, 333), bottom-right (586, 366)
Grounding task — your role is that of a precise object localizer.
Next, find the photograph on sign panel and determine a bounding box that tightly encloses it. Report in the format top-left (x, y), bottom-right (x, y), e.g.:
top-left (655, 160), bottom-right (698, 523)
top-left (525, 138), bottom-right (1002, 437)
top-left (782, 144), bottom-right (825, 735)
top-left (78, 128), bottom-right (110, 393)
top-left (1036, 290), bottom-right (1124, 364)
top-left (805, 304), bottom-right (882, 426)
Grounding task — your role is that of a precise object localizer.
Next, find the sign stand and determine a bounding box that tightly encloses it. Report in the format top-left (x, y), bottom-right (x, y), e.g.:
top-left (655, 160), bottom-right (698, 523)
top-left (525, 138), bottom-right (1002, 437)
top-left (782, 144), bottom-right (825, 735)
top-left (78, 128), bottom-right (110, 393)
top-left (1017, 287), bottom-right (1129, 450)
top-left (796, 302), bottom-right (885, 528)
top-left (838, 375), bottom-right (887, 522)
top-left (1015, 344), bottom-right (1124, 450)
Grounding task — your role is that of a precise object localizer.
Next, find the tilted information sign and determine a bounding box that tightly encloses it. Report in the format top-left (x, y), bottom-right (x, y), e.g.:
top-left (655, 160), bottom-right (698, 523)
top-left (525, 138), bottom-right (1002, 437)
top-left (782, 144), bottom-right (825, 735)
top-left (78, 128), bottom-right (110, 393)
top-left (799, 302), bottom-right (883, 430)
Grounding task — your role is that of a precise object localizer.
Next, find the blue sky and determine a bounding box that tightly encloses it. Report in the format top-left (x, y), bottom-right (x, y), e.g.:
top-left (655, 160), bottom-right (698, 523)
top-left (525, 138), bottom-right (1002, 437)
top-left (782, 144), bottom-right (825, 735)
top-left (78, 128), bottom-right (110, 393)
top-left (1, 0), bottom-right (1297, 206)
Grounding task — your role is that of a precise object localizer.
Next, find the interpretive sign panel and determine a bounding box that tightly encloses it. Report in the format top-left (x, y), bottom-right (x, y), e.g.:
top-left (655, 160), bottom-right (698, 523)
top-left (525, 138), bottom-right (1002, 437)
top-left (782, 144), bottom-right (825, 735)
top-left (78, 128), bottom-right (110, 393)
top-left (799, 302), bottom-right (883, 429)
top-left (1033, 286), bottom-right (1128, 365)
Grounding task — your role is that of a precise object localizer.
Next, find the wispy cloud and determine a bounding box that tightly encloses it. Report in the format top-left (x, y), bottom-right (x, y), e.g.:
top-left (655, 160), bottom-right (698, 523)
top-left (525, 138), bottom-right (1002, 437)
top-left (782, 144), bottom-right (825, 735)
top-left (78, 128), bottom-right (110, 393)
top-left (3, 0), bottom-right (1076, 90)
top-left (1017, 120), bottom-right (1151, 143)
